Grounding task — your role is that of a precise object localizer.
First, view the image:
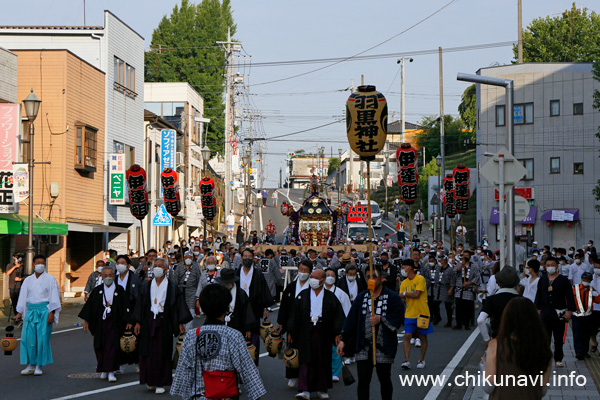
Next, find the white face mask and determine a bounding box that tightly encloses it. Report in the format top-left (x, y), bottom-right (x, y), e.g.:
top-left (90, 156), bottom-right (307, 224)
top-left (325, 276), bottom-right (336, 286)
top-left (546, 266), bottom-right (557, 275)
top-left (97, 266), bottom-right (104, 273)
top-left (103, 277), bottom-right (114, 287)
top-left (298, 272), bottom-right (309, 282)
top-left (153, 267), bottom-right (165, 278)
top-left (309, 278), bottom-right (322, 290)
top-left (582, 281), bottom-right (591, 288)
top-left (400, 268), bottom-right (408, 277)
top-left (207, 264), bottom-right (216, 271)
top-left (346, 275), bottom-right (356, 282)
top-left (185, 259), bottom-right (192, 266)
top-left (575, 259), bottom-right (582, 265)
top-left (193, 251), bottom-right (200, 256)
top-left (116, 264), bottom-right (128, 274)
top-left (34, 264), bottom-right (45, 274)
top-left (428, 262), bottom-right (435, 267)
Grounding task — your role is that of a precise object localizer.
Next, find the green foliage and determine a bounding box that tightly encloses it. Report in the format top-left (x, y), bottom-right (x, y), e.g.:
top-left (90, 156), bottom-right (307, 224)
top-left (145, 0), bottom-right (236, 154)
top-left (328, 158), bottom-right (340, 175)
top-left (416, 115), bottom-right (475, 163)
top-left (418, 158), bottom-right (439, 208)
top-left (513, 3), bottom-right (600, 62)
top-left (593, 61), bottom-right (600, 214)
top-left (458, 84), bottom-right (476, 130)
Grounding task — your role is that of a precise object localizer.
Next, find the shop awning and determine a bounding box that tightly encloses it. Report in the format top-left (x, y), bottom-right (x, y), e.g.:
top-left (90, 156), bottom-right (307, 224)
top-left (68, 222), bottom-right (129, 233)
top-left (0, 214), bottom-right (68, 235)
top-left (489, 206), bottom-right (537, 225)
top-left (540, 209), bottom-right (579, 222)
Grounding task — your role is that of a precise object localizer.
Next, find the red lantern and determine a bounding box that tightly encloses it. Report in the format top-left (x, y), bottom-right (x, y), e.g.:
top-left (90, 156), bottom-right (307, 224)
top-left (160, 168), bottom-right (181, 217)
top-left (547, 221), bottom-right (552, 226)
top-left (442, 174), bottom-right (455, 218)
top-left (567, 222), bottom-right (572, 227)
top-left (396, 143), bottom-right (419, 204)
top-left (281, 202), bottom-right (290, 216)
top-left (453, 164), bottom-right (470, 215)
top-left (125, 164), bottom-right (149, 220)
top-left (341, 202), bottom-right (350, 215)
top-left (199, 176), bottom-right (217, 221)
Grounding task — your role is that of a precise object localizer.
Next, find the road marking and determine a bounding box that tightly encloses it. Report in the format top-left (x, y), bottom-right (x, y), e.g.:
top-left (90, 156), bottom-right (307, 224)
top-left (258, 199), bottom-right (264, 232)
top-left (283, 188), bottom-right (301, 208)
top-left (50, 381), bottom-right (140, 399)
top-left (382, 221), bottom-right (396, 232)
top-left (16, 326), bottom-right (83, 341)
top-left (423, 329), bottom-right (480, 400)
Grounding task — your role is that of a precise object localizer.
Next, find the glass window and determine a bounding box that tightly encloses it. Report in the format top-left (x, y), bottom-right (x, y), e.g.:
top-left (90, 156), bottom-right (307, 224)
top-left (550, 100), bottom-right (560, 116)
top-left (75, 124), bottom-right (97, 172)
top-left (573, 103), bottom-right (583, 115)
top-left (573, 162), bottom-right (584, 175)
top-left (550, 157), bottom-right (560, 174)
top-left (495, 105), bottom-right (505, 127)
top-left (524, 103), bottom-right (533, 124)
top-left (144, 102), bottom-right (162, 116)
top-left (126, 64), bottom-right (135, 91)
top-left (514, 103), bottom-right (533, 125)
top-left (519, 158), bottom-right (534, 180)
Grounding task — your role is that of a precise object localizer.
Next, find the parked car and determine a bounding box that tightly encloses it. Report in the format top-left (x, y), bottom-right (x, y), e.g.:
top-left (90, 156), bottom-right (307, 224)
top-left (346, 223), bottom-right (377, 243)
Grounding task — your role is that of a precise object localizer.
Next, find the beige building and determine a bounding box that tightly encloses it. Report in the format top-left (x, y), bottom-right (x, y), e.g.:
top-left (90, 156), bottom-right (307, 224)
top-left (12, 49), bottom-right (107, 293)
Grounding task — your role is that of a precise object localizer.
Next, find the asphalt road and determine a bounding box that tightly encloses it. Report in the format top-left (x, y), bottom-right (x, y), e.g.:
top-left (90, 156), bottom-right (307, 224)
top-left (0, 188), bottom-right (480, 399)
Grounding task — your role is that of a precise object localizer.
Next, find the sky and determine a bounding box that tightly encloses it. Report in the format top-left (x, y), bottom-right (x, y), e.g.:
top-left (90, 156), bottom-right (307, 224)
top-left (2, 0), bottom-right (599, 187)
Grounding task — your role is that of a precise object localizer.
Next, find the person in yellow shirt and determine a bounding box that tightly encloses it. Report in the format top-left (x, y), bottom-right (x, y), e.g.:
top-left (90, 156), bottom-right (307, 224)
top-left (399, 259), bottom-right (432, 369)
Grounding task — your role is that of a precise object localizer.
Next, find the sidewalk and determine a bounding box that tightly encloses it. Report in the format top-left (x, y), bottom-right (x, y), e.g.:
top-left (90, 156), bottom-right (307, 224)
top-left (465, 326), bottom-right (600, 400)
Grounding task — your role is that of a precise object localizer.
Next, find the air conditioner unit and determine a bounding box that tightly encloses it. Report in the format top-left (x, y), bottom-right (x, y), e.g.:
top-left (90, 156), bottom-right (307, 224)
top-left (176, 152), bottom-right (185, 166)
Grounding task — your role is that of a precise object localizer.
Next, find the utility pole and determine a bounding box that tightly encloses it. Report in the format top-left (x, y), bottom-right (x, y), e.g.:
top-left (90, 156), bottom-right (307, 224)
top-left (348, 80), bottom-right (355, 196)
top-left (401, 57), bottom-right (406, 143)
top-left (279, 167), bottom-right (282, 189)
top-left (217, 29), bottom-right (240, 222)
top-left (259, 143), bottom-right (264, 189)
top-left (518, 0), bottom-right (523, 63)
top-left (439, 47), bottom-right (446, 246)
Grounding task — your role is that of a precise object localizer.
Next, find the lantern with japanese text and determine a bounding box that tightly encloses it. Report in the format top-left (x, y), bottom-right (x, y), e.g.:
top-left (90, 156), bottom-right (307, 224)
top-left (453, 164), bottom-right (470, 214)
top-left (396, 143), bottom-right (419, 204)
top-left (442, 174), bottom-right (456, 218)
top-left (346, 85), bottom-right (388, 161)
top-left (341, 202), bottom-right (350, 215)
top-left (281, 202), bottom-right (290, 216)
top-left (125, 164), bottom-right (150, 220)
top-left (199, 176), bottom-right (217, 221)
top-left (160, 168), bottom-right (181, 217)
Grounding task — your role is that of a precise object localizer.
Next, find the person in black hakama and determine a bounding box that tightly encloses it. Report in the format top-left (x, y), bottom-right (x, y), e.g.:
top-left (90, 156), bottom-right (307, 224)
top-left (79, 264), bottom-right (131, 383)
top-left (215, 268), bottom-right (258, 338)
top-left (133, 257), bottom-right (192, 395)
top-left (115, 255), bottom-right (141, 369)
top-left (288, 269), bottom-right (345, 400)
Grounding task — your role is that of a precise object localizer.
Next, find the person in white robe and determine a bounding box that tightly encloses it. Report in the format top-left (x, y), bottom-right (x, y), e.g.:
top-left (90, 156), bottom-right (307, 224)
top-left (15, 254), bottom-right (61, 376)
top-left (324, 268), bottom-right (350, 383)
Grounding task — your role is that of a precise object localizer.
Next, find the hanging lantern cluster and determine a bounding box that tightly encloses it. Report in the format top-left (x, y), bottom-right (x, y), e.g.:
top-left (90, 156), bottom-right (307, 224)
top-left (160, 168), bottom-right (181, 217)
top-left (346, 85), bottom-right (388, 161)
top-left (396, 143), bottom-right (419, 204)
top-left (281, 202), bottom-right (294, 216)
top-left (125, 164), bottom-right (149, 220)
top-left (199, 176), bottom-right (217, 221)
top-left (453, 164), bottom-right (470, 214)
top-left (442, 174), bottom-right (456, 218)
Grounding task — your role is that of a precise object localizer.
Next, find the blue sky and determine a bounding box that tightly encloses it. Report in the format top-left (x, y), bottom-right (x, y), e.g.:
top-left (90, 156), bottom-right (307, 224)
top-left (2, 0), bottom-right (598, 186)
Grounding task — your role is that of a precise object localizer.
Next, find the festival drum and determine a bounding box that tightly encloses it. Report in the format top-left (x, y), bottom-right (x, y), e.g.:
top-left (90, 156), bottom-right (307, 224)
top-left (283, 348), bottom-right (300, 369)
top-left (119, 330), bottom-right (137, 353)
top-left (265, 331), bottom-right (283, 357)
top-left (260, 319), bottom-right (274, 341)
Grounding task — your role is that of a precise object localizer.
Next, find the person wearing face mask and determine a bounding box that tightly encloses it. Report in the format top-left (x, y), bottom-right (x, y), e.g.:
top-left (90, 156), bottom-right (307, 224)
top-left (84, 260), bottom-right (106, 302)
top-left (287, 269), bottom-right (345, 400)
top-left (433, 256), bottom-right (456, 328)
top-left (413, 208), bottom-right (424, 235)
top-left (174, 252), bottom-right (201, 331)
top-left (338, 262), bottom-right (404, 400)
top-left (337, 264), bottom-right (367, 304)
top-left (569, 252), bottom-right (589, 286)
top-left (425, 255), bottom-right (440, 325)
top-left (114, 255), bottom-right (140, 371)
top-left (196, 256), bottom-right (220, 303)
top-left (214, 268), bottom-right (257, 341)
top-left (278, 260), bottom-right (312, 388)
top-left (589, 255), bottom-right (600, 353)
top-left (518, 259), bottom-right (540, 303)
top-left (571, 272), bottom-right (600, 360)
top-left (258, 249), bottom-right (284, 301)
top-left (79, 264), bottom-right (132, 382)
top-left (14, 255), bottom-right (61, 376)
top-left (324, 268), bottom-right (351, 384)
top-left (452, 250), bottom-right (481, 331)
top-left (235, 248), bottom-right (274, 367)
top-left (534, 257), bottom-right (576, 368)
top-left (133, 258), bottom-right (192, 394)
top-left (380, 252), bottom-right (398, 292)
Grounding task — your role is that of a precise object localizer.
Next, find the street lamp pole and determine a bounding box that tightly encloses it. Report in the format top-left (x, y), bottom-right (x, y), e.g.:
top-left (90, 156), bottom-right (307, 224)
top-left (201, 145), bottom-right (211, 241)
top-left (436, 154), bottom-right (442, 242)
top-left (384, 142), bottom-right (390, 220)
top-left (242, 149), bottom-right (251, 238)
top-left (23, 90), bottom-right (42, 276)
top-left (338, 148), bottom-right (342, 205)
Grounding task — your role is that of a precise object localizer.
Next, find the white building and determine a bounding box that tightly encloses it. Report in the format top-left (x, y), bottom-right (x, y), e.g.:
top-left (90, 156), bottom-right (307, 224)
top-left (476, 63), bottom-right (600, 249)
top-left (0, 11), bottom-right (145, 254)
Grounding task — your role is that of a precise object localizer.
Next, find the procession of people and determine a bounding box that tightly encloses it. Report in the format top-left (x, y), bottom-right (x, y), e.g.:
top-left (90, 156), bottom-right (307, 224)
top-left (6, 205), bottom-right (600, 399)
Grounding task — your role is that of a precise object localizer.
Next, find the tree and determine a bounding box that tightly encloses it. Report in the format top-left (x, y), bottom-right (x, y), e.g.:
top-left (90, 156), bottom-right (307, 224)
top-left (418, 158), bottom-right (439, 211)
top-left (327, 158), bottom-right (340, 176)
top-left (145, 0), bottom-right (236, 153)
top-left (458, 84), bottom-right (476, 131)
top-left (513, 3), bottom-right (600, 62)
top-left (593, 61), bottom-right (600, 213)
top-left (415, 115), bottom-right (474, 162)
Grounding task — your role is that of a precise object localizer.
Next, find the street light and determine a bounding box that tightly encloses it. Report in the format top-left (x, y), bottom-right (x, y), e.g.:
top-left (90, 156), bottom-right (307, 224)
top-left (435, 154), bottom-right (443, 243)
top-left (201, 145), bottom-right (211, 240)
top-left (23, 89), bottom-right (42, 276)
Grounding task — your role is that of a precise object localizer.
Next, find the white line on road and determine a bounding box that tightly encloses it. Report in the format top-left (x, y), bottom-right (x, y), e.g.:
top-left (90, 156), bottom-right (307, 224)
top-left (423, 329), bottom-right (480, 400)
top-left (50, 381), bottom-right (139, 400)
top-left (382, 221), bottom-right (396, 232)
top-left (258, 199), bottom-right (264, 232)
top-left (17, 326), bottom-right (83, 341)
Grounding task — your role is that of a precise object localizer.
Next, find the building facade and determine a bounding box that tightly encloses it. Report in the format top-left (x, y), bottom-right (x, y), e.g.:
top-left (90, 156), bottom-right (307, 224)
top-left (476, 63), bottom-right (600, 250)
